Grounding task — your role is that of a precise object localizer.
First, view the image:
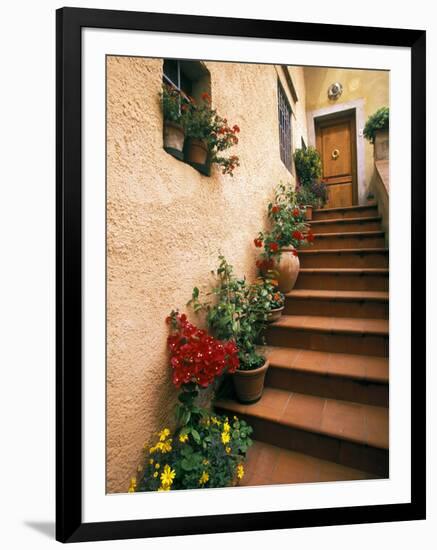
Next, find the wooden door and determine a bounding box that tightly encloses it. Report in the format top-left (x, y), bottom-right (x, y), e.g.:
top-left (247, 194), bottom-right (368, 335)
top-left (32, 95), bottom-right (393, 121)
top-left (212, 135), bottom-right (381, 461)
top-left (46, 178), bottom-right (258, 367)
top-left (316, 113), bottom-right (357, 208)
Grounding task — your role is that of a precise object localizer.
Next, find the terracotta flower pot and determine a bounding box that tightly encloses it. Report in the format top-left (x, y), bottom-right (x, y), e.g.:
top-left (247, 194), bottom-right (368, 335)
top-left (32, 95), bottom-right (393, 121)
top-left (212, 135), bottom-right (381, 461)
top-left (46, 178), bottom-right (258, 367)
top-left (185, 138), bottom-right (208, 165)
top-left (374, 129), bottom-right (389, 161)
top-left (266, 305), bottom-right (285, 323)
top-left (304, 205), bottom-right (313, 221)
top-left (232, 360), bottom-right (269, 404)
top-left (163, 121), bottom-right (185, 152)
top-left (275, 248), bottom-right (300, 293)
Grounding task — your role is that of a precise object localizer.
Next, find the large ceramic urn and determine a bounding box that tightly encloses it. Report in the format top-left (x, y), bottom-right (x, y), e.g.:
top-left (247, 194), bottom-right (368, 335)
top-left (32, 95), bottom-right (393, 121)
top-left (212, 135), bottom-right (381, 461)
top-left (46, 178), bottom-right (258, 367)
top-left (275, 247), bottom-right (300, 293)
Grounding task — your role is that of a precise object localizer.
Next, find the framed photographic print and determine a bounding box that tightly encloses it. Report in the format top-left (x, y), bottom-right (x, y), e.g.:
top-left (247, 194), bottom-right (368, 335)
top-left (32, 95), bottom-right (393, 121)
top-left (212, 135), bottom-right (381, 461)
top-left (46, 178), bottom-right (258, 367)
top-left (56, 7), bottom-right (426, 543)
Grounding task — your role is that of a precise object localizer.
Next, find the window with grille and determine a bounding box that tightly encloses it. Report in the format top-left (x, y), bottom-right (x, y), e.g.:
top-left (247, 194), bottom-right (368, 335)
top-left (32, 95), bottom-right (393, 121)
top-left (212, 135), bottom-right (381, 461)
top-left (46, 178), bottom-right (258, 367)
top-left (278, 81), bottom-right (292, 172)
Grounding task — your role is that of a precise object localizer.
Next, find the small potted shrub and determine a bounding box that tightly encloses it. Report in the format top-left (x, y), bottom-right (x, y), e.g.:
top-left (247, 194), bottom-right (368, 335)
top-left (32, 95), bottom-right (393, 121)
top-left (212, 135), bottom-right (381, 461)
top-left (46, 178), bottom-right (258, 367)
top-left (182, 93), bottom-right (213, 165)
top-left (160, 83), bottom-right (188, 154)
top-left (254, 183), bottom-right (314, 293)
top-left (293, 146), bottom-right (322, 186)
top-left (309, 179), bottom-right (329, 209)
top-left (130, 311), bottom-right (253, 492)
top-left (253, 276), bottom-right (285, 323)
top-left (296, 184), bottom-right (317, 220)
top-left (189, 256), bottom-right (269, 404)
top-left (364, 106), bottom-right (389, 160)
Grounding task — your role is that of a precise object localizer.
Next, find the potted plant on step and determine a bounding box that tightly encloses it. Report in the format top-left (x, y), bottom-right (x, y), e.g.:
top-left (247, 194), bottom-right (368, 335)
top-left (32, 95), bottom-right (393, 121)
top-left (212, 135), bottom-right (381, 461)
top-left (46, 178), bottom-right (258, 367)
top-left (296, 184), bottom-right (317, 220)
top-left (363, 106), bottom-right (389, 160)
top-left (253, 276), bottom-right (285, 323)
top-left (254, 183), bottom-right (314, 293)
top-left (188, 255), bottom-right (270, 404)
top-left (309, 179), bottom-right (329, 209)
top-left (160, 83), bottom-right (188, 155)
top-left (293, 146), bottom-right (322, 187)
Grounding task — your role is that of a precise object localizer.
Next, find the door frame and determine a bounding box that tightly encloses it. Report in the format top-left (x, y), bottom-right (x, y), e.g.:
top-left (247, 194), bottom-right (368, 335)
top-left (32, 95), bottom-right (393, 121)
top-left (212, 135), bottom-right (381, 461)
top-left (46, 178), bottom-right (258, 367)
top-left (306, 98), bottom-right (366, 205)
top-left (315, 109), bottom-right (358, 206)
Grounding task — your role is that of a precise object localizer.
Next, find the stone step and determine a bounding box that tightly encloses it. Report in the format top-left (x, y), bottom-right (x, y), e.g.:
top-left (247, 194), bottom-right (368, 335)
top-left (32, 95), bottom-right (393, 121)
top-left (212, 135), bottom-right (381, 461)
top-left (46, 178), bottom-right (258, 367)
top-left (309, 216), bottom-right (382, 234)
top-left (298, 248), bottom-right (389, 269)
top-left (216, 388), bottom-right (389, 475)
top-left (313, 204), bottom-right (379, 221)
top-left (265, 346), bottom-right (388, 406)
top-left (266, 315), bottom-right (389, 356)
top-left (239, 440), bottom-right (378, 487)
top-left (295, 268), bottom-right (389, 291)
top-left (307, 231), bottom-right (385, 250)
top-left (284, 289), bottom-right (389, 319)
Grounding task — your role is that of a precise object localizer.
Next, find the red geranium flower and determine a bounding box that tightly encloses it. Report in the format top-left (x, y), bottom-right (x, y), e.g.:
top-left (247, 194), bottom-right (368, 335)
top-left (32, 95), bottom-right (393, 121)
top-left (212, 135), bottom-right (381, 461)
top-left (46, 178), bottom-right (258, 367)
top-left (271, 205), bottom-right (280, 214)
top-left (292, 249), bottom-right (298, 257)
top-left (254, 238), bottom-right (263, 248)
top-left (292, 230), bottom-right (303, 241)
top-left (307, 231), bottom-right (315, 243)
top-left (201, 92), bottom-right (211, 102)
top-left (232, 124), bottom-right (240, 133)
top-left (167, 312), bottom-right (239, 389)
top-left (293, 208), bottom-right (300, 217)
top-left (269, 242), bottom-right (279, 253)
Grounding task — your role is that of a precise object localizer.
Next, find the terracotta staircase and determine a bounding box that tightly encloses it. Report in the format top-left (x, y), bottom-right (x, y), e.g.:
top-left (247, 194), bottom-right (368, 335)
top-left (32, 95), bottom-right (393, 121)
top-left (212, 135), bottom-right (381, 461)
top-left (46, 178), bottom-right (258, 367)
top-left (216, 203), bottom-right (389, 487)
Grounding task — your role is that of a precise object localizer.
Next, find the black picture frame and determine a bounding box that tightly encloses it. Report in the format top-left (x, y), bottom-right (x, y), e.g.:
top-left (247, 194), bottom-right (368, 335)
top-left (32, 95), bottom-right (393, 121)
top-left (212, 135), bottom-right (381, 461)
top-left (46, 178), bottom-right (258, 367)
top-left (56, 7), bottom-right (426, 543)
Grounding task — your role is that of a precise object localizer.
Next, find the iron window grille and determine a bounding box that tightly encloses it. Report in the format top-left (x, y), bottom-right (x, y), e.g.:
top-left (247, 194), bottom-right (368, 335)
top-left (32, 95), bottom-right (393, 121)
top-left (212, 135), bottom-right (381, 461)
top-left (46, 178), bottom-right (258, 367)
top-left (278, 81), bottom-right (293, 172)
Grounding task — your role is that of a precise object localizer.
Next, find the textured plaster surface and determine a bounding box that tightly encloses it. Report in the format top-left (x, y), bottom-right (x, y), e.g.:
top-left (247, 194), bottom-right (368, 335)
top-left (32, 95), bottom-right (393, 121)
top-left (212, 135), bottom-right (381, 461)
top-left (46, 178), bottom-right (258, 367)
top-left (303, 67), bottom-right (389, 200)
top-left (106, 57), bottom-right (308, 493)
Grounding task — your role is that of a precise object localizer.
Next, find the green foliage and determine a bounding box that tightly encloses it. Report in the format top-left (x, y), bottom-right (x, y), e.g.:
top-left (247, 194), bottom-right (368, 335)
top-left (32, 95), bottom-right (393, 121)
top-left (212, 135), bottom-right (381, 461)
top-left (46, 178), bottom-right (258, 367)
top-left (363, 107), bottom-right (389, 144)
top-left (309, 180), bottom-right (328, 208)
top-left (136, 414), bottom-right (252, 491)
top-left (293, 147), bottom-right (322, 186)
top-left (252, 275), bottom-right (285, 311)
top-left (188, 255), bottom-right (267, 371)
top-left (160, 83), bottom-right (188, 124)
top-left (296, 185), bottom-right (317, 207)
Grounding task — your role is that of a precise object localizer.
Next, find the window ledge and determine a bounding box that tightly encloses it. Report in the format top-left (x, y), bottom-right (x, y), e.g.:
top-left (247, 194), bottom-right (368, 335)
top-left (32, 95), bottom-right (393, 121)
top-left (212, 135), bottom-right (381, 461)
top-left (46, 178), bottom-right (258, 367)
top-left (164, 146), bottom-right (211, 176)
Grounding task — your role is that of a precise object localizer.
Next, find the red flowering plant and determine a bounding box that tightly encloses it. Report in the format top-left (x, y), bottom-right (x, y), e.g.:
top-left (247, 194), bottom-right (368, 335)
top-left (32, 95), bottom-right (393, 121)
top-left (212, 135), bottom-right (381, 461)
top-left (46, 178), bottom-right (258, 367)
top-left (183, 92), bottom-right (240, 176)
top-left (254, 182), bottom-right (314, 272)
top-left (166, 310), bottom-right (239, 426)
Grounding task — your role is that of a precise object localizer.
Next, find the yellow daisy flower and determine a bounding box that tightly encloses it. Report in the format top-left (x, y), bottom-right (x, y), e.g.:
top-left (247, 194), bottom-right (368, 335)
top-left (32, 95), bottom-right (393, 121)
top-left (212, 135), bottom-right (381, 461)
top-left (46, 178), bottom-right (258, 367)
top-left (157, 484), bottom-right (170, 492)
top-left (158, 428), bottom-right (171, 441)
top-left (223, 422), bottom-right (231, 433)
top-left (236, 464), bottom-right (245, 479)
top-left (155, 463), bottom-right (160, 469)
top-left (199, 471), bottom-right (209, 485)
top-left (225, 446), bottom-right (231, 454)
top-left (128, 477), bottom-right (137, 493)
top-left (160, 465), bottom-right (176, 487)
top-left (179, 433), bottom-right (189, 443)
top-left (221, 431), bottom-right (231, 445)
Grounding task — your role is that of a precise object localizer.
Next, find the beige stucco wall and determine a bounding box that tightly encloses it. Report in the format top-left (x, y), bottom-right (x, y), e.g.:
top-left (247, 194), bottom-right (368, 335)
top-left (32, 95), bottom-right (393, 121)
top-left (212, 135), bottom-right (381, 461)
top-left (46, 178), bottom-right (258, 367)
top-left (106, 57), bottom-right (307, 493)
top-left (303, 67), bottom-right (389, 201)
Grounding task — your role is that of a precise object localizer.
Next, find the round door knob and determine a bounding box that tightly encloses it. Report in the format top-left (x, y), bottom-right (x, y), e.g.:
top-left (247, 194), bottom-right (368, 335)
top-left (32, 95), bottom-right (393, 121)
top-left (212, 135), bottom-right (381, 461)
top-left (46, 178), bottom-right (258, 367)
top-left (331, 148), bottom-right (340, 160)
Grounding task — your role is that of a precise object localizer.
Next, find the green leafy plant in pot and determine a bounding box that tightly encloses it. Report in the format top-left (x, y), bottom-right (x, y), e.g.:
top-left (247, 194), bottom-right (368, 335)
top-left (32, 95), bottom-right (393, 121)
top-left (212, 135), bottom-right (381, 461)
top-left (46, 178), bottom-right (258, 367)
top-left (296, 184), bottom-right (318, 220)
top-left (188, 255), bottom-right (269, 404)
top-left (160, 83), bottom-right (189, 154)
top-left (293, 146), bottom-right (322, 186)
top-left (252, 275), bottom-right (285, 323)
